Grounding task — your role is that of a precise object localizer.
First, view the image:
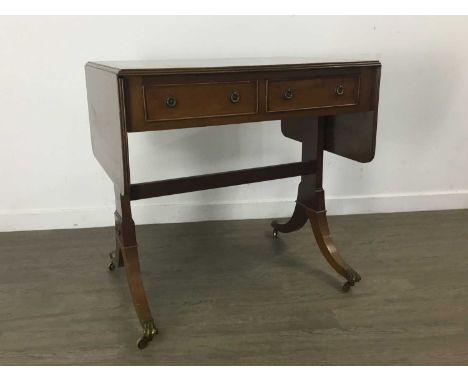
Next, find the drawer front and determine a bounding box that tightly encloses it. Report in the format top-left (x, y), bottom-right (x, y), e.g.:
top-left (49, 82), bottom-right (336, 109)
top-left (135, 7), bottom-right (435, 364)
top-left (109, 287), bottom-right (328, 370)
top-left (267, 75), bottom-right (360, 112)
top-left (143, 81), bottom-right (258, 121)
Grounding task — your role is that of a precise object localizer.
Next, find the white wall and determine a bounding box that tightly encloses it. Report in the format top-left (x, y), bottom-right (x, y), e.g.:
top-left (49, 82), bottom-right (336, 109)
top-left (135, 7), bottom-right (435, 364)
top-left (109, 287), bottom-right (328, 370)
top-left (0, 16), bottom-right (467, 232)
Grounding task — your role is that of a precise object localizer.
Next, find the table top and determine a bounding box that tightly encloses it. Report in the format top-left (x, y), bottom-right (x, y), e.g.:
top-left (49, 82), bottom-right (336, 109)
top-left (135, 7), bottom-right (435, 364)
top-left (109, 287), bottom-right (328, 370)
top-left (87, 57), bottom-right (381, 76)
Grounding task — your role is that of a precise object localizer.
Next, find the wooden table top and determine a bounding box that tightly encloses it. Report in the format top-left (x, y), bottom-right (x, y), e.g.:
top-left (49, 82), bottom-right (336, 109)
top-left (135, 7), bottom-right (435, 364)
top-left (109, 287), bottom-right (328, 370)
top-left (87, 57), bottom-right (381, 76)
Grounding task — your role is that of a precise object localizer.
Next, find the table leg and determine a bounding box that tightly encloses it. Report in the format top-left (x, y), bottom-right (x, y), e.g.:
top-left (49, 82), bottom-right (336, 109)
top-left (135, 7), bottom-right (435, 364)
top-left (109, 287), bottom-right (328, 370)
top-left (111, 187), bottom-right (158, 349)
top-left (302, 191), bottom-right (362, 292)
top-left (272, 117), bottom-right (361, 292)
top-left (271, 203), bottom-right (308, 237)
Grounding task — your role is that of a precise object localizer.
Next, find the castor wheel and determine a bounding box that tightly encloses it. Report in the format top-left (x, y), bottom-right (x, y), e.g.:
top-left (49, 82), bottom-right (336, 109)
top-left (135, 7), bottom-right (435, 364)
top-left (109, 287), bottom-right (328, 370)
top-left (137, 336), bottom-right (149, 349)
top-left (342, 268), bottom-right (361, 292)
top-left (136, 319), bottom-right (158, 350)
top-left (272, 228), bottom-right (278, 238)
top-left (342, 281), bottom-right (354, 292)
top-left (108, 251), bottom-right (116, 271)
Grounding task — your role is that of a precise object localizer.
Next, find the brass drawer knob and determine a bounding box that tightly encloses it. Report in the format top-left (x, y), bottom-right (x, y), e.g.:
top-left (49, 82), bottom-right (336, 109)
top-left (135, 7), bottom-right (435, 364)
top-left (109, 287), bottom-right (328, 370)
top-left (283, 88), bottom-right (294, 100)
top-left (335, 84), bottom-right (345, 96)
top-left (230, 91), bottom-right (241, 104)
top-left (166, 96), bottom-right (177, 108)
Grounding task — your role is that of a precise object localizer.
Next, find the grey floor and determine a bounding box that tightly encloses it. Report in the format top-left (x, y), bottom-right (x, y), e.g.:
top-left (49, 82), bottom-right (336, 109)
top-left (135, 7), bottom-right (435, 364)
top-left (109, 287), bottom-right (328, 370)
top-left (1, 209), bottom-right (468, 365)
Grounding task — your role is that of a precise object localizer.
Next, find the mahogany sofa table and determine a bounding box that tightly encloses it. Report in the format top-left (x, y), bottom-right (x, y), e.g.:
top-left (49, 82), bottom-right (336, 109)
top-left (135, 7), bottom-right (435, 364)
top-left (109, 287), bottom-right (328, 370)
top-left (85, 58), bottom-right (381, 349)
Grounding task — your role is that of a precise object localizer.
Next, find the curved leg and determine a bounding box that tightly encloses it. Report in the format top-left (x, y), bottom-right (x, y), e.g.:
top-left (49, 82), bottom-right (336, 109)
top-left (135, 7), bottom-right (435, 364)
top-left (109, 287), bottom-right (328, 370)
top-left (305, 206), bottom-right (361, 292)
top-left (271, 204), bottom-right (308, 237)
top-left (122, 244), bottom-right (158, 349)
top-left (112, 189), bottom-right (158, 349)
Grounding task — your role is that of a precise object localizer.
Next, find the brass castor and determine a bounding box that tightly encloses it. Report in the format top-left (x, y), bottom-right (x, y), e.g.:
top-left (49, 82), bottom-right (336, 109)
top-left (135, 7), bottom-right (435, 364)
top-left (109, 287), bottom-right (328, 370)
top-left (272, 228), bottom-right (279, 238)
top-left (342, 281), bottom-right (353, 292)
top-left (342, 268), bottom-right (362, 293)
top-left (137, 319), bottom-right (158, 350)
top-left (108, 251), bottom-right (116, 271)
top-left (137, 336), bottom-right (149, 350)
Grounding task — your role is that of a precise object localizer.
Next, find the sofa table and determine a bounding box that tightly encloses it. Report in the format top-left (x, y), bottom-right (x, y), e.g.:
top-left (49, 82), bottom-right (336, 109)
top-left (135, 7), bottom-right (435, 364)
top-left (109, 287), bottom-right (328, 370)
top-left (85, 58), bottom-right (381, 349)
